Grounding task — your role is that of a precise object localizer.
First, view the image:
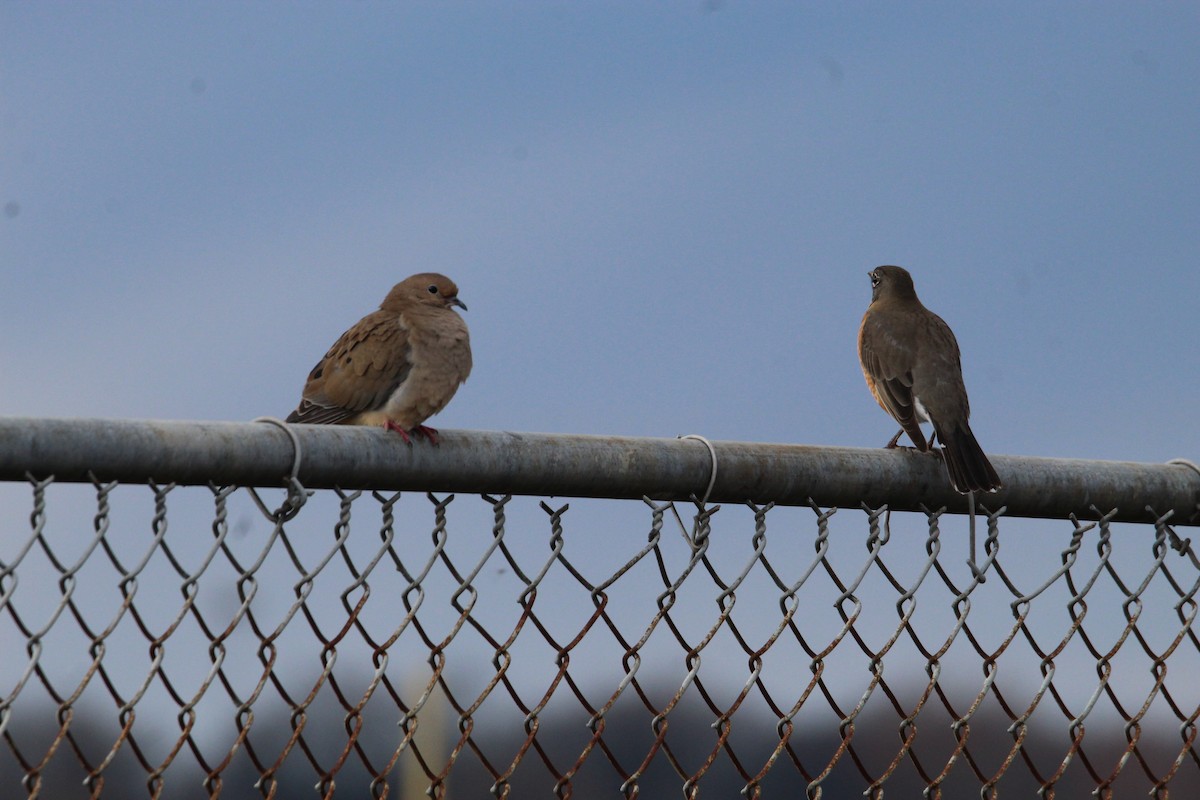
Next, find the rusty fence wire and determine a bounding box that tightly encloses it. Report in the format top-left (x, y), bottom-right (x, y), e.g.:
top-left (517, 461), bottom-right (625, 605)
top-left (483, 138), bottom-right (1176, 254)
top-left (1, 418), bottom-right (1199, 798)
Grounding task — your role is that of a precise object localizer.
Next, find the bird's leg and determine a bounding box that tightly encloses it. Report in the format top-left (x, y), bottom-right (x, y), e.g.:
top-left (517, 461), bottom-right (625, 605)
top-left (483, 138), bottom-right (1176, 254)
top-left (885, 429), bottom-right (905, 449)
top-left (383, 419), bottom-right (414, 444)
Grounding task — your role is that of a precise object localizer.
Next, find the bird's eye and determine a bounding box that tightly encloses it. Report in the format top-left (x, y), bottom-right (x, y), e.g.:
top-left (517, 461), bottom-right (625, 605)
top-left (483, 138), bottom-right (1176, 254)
top-left (427, 284), bottom-right (439, 294)
top-left (870, 274), bottom-right (880, 287)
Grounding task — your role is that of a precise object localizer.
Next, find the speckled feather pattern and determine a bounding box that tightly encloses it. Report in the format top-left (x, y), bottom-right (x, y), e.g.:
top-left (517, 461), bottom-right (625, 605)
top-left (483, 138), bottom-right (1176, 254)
top-left (286, 273), bottom-right (471, 433)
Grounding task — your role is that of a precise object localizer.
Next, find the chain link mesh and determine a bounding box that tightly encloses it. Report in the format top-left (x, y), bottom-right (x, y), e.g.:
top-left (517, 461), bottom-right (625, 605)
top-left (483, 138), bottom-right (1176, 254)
top-left (2, 472), bottom-right (1198, 798)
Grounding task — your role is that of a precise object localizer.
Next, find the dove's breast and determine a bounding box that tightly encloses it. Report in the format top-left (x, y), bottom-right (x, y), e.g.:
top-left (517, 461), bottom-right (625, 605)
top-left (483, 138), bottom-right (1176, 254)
top-left (380, 312), bottom-right (472, 429)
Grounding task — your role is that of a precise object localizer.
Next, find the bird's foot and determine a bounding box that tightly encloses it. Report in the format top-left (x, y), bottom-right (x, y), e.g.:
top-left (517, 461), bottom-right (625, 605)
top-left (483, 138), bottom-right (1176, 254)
top-left (885, 428), bottom-right (934, 452)
top-left (383, 419), bottom-right (414, 444)
top-left (413, 425), bottom-right (440, 446)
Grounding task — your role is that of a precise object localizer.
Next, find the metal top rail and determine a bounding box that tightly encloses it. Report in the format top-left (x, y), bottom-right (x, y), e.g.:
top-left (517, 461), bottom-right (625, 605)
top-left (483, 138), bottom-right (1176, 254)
top-left (0, 416), bottom-right (1196, 525)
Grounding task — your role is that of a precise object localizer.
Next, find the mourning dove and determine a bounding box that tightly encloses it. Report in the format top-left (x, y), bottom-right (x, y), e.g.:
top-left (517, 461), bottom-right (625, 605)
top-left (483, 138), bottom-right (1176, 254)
top-left (858, 265), bottom-right (1002, 493)
top-left (285, 273), bottom-right (472, 444)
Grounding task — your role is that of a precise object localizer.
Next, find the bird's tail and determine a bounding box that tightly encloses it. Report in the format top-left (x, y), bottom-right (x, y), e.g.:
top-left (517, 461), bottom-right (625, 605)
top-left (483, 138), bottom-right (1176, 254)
top-left (935, 423), bottom-right (1002, 494)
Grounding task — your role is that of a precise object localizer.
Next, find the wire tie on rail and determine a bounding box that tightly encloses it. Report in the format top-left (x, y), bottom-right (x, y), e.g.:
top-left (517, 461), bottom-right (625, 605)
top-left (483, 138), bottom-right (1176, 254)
top-left (678, 434), bottom-right (718, 506)
top-left (247, 416), bottom-right (312, 522)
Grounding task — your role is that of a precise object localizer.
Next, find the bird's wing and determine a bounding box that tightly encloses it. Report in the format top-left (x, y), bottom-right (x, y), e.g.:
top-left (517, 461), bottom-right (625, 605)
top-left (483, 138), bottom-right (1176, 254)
top-left (859, 310), bottom-right (923, 433)
top-left (288, 310), bottom-right (413, 424)
top-left (911, 311), bottom-right (970, 421)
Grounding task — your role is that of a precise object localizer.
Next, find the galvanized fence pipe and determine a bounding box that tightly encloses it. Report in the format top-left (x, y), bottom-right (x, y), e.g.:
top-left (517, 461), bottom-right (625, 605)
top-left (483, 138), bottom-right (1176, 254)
top-left (0, 416), bottom-right (1196, 525)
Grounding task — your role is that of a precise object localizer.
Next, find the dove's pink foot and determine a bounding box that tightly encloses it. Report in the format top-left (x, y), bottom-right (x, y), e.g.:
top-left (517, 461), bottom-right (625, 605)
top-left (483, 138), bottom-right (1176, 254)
top-left (383, 419), bottom-right (414, 444)
top-left (382, 420), bottom-right (440, 445)
top-left (413, 425), bottom-right (440, 445)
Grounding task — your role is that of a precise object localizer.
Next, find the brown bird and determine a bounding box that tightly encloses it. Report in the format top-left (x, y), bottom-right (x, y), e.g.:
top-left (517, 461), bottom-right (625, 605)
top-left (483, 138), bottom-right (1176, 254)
top-left (857, 265), bottom-right (1002, 493)
top-left (285, 273), bottom-right (472, 444)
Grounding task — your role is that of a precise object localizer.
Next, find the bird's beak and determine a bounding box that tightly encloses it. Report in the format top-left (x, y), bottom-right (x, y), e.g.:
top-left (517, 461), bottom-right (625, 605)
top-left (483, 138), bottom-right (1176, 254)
top-left (448, 297), bottom-right (468, 311)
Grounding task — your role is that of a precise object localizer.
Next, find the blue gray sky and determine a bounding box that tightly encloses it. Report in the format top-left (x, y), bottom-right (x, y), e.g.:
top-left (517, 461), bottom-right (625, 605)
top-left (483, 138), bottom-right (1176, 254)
top-left (3, 7), bottom-right (1199, 787)
top-left (3, 2), bottom-right (1198, 463)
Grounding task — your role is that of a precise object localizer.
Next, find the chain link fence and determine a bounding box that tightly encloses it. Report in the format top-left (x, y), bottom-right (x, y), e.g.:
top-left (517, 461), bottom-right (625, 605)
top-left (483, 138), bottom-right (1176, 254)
top-left (2, 418), bottom-right (1199, 798)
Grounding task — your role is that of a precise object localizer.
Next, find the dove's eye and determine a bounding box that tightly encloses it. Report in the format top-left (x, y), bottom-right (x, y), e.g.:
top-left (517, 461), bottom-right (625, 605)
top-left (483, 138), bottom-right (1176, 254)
top-left (427, 285), bottom-right (439, 294)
